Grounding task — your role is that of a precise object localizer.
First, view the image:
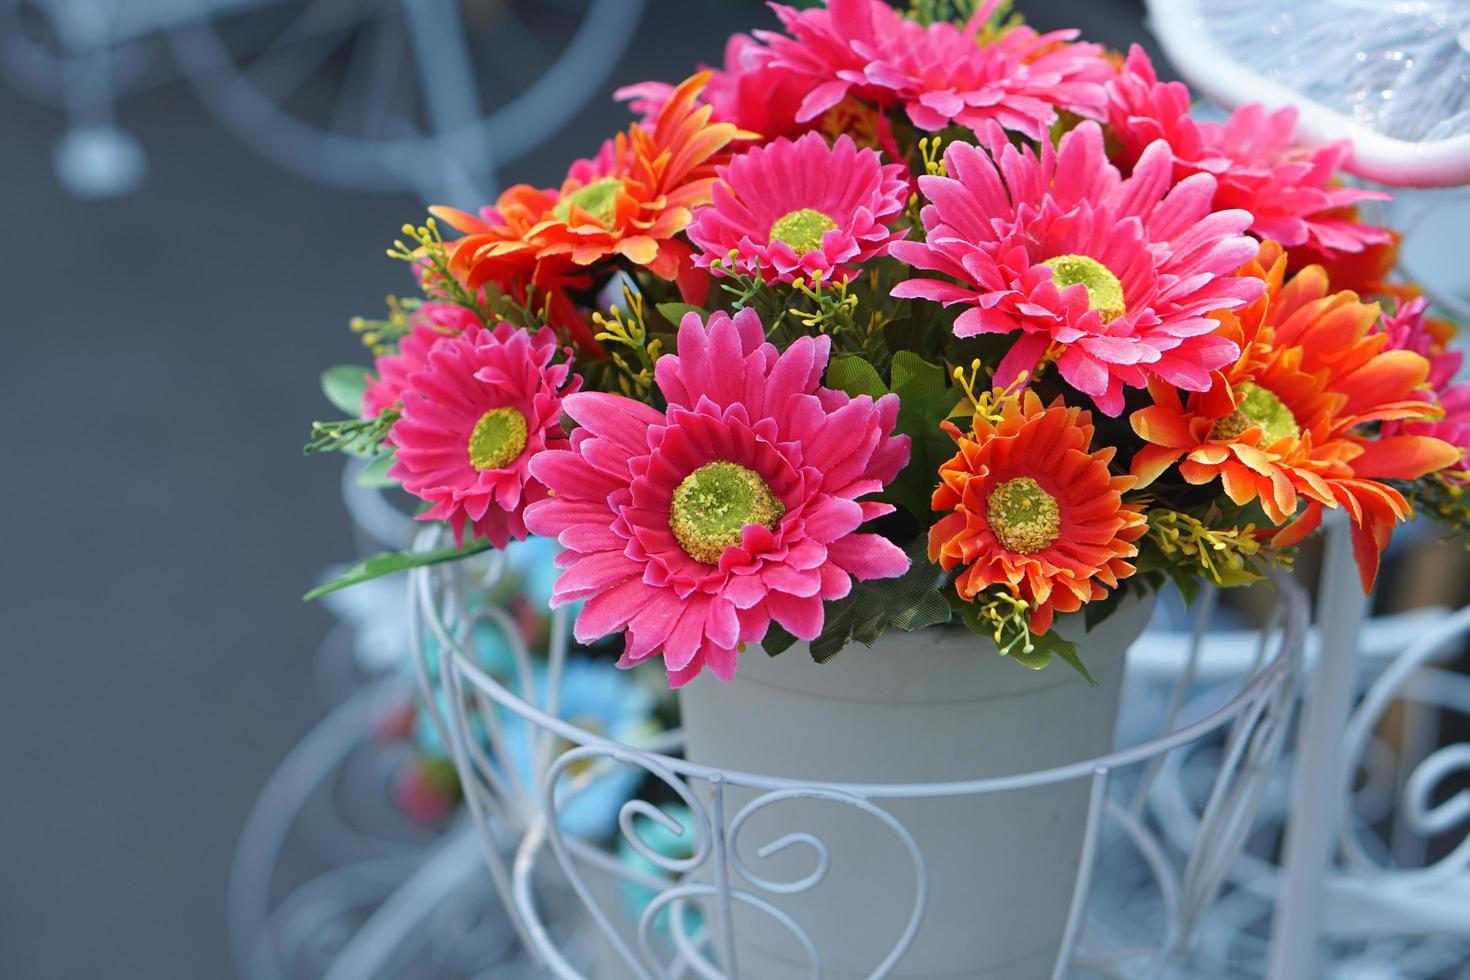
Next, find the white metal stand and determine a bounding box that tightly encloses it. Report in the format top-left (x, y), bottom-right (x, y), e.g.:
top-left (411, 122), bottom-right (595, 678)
top-left (413, 526), bottom-right (1309, 979)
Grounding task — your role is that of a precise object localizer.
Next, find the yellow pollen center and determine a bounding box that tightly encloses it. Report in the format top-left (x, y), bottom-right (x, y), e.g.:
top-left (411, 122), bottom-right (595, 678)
top-left (467, 406), bottom-right (529, 471)
top-left (669, 461), bottom-right (786, 565)
top-left (1041, 254), bottom-right (1127, 324)
top-left (553, 177), bottom-right (623, 227)
top-left (986, 476), bottom-right (1061, 554)
top-left (1211, 383), bottom-right (1300, 445)
top-left (769, 208), bottom-right (838, 255)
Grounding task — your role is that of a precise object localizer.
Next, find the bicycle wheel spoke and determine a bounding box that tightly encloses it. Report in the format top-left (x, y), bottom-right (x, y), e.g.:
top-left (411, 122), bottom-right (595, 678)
top-left (326, 6), bottom-right (409, 142)
top-left (241, 0), bottom-right (370, 103)
top-left (471, 4), bottom-right (554, 91)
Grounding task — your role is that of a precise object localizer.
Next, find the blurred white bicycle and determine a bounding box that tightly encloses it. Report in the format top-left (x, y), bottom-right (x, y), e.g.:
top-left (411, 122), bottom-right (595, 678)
top-left (1, 0), bottom-right (645, 201)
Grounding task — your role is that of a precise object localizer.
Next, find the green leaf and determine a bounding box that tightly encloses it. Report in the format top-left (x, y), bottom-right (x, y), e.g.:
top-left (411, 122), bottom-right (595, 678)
top-left (1049, 636), bottom-right (1098, 686)
top-left (655, 302), bottom-right (704, 327)
top-left (355, 453), bottom-right (397, 488)
top-left (802, 536), bottom-right (950, 664)
top-left (947, 588), bottom-right (1096, 684)
top-left (885, 352), bottom-right (955, 521)
top-left (1005, 630), bottom-right (1095, 685)
top-left (762, 624), bottom-right (798, 656)
top-left (322, 365), bottom-right (369, 417)
top-left (888, 589), bottom-right (953, 632)
top-left (1008, 640), bottom-right (1052, 671)
top-left (1083, 582), bottom-right (1128, 631)
top-left (889, 351), bottom-right (948, 403)
top-left (304, 540), bottom-right (493, 600)
top-left (825, 354), bottom-right (889, 399)
top-left (1172, 568), bottom-right (1201, 608)
top-left (947, 589), bottom-right (987, 635)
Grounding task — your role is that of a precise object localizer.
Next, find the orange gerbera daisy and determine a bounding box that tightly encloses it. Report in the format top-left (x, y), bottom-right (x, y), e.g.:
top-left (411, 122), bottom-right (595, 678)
top-left (436, 73), bottom-right (747, 317)
top-left (1130, 242), bottom-right (1458, 590)
top-left (429, 185), bottom-right (602, 353)
top-left (930, 390), bottom-right (1147, 635)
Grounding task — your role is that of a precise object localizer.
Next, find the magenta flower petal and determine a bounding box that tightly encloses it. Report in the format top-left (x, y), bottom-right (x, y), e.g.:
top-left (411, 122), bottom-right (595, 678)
top-left (827, 533), bottom-right (910, 581)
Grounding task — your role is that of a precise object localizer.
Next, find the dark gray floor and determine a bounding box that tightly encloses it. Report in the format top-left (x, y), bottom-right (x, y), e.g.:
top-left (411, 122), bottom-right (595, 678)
top-left (1, 3), bottom-right (1147, 977)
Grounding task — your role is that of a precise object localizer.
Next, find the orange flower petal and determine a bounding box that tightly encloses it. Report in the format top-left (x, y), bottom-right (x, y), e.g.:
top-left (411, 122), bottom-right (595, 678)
top-left (1271, 500), bottom-right (1322, 549)
top-left (1130, 445), bottom-right (1182, 487)
top-left (1338, 353), bottom-right (1430, 421)
top-left (1131, 404), bottom-right (1192, 447)
top-left (1351, 435), bottom-right (1462, 481)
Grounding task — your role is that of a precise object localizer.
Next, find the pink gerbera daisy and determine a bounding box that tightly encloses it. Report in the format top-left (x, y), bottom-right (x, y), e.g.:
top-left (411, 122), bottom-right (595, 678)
top-left (389, 323), bottom-right (579, 548)
top-left (752, 0), bottom-right (1111, 140)
top-left (891, 122), bottom-right (1263, 416)
top-left (363, 301), bottom-right (481, 418)
top-left (686, 133), bottom-right (908, 284)
top-left (1107, 46), bottom-right (1391, 256)
top-left (524, 308), bottom-right (910, 687)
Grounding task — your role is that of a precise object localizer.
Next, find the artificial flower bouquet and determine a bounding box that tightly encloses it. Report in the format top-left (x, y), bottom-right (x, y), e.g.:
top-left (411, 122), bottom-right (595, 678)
top-left (309, 0), bottom-right (1470, 690)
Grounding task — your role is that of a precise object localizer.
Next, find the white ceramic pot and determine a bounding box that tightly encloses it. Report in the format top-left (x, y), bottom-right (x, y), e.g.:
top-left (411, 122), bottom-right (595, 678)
top-left (676, 592), bottom-right (1155, 979)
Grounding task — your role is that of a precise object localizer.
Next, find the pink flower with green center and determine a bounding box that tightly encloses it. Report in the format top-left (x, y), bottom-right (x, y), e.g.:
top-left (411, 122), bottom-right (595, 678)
top-left (363, 301), bottom-right (481, 418)
top-left (891, 122), bottom-right (1263, 416)
top-left (524, 308), bottom-right (910, 687)
top-left (389, 323), bottom-right (579, 548)
top-left (687, 133), bottom-right (909, 284)
top-left (752, 0), bottom-right (1112, 140)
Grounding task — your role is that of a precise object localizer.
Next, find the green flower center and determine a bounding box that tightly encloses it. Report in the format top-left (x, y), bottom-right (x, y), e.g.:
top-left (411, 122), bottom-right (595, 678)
top-left (467, 406), bottom-right (529, 471)
top-left (769, 208), bottom-right (838, 255)
top-left (670, 461), bottom-right (786, 565)
top-left (1041, 254), bottom-right (1127, 324)
top-left (553, 177), bottom-right (623, 227)
top-left (1211, 383), bottom-right (1300, 444)
top-left (986, 476), bottom-right (1061, 554)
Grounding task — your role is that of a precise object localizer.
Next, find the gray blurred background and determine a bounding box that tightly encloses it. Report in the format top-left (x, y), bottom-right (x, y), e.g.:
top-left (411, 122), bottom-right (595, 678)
top-left (0, 2), bottom-right (1152, 977)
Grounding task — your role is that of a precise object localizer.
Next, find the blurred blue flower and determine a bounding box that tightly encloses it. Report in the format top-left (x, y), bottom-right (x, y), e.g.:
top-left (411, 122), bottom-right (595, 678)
top-left (503, 657), bottom-right (657, 839)
top-left (410, 655), bottom-right (656, 840)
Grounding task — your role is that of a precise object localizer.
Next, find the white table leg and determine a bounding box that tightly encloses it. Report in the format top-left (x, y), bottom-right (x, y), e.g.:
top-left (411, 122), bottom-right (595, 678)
top-left (1267, 516), bottom-right (1368, 978)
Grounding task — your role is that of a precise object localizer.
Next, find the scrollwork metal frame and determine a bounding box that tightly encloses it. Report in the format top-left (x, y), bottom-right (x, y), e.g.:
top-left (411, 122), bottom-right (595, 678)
top-left (412, 525), bottom-right (1309, 979)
